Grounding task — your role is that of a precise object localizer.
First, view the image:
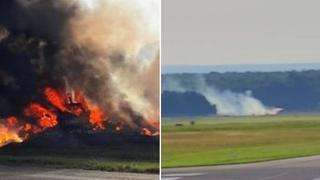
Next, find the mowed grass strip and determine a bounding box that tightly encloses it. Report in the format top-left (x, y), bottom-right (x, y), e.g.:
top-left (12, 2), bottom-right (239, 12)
top-left (162, 115), bottom-right (320, 168)
top-left (0, 144), bottom-right (159, 173)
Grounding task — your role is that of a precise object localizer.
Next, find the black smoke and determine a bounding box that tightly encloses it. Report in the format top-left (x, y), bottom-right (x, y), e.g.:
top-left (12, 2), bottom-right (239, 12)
top-left (0, 0), bottom-right (77, 116)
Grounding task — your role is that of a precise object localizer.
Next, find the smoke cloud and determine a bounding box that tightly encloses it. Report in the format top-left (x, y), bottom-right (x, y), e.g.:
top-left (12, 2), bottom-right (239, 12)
top-left (163, 75), bottom-right (282, 116)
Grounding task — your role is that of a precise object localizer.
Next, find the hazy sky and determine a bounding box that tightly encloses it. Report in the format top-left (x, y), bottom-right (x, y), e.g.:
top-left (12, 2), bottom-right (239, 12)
top-left (162, 0), bottom-right (320, 65)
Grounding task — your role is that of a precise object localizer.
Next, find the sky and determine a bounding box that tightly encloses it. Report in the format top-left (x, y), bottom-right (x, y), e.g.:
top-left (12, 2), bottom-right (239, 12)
top-left (162, 0), bottom-right (320, 65)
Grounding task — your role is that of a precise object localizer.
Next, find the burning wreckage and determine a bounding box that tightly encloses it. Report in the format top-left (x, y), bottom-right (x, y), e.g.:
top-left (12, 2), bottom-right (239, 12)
top-left (0, 0), bottom-right (159, 148)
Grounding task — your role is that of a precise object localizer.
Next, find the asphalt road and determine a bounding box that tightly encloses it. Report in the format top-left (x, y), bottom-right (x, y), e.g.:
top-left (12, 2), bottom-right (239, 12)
top-left (0, 165), bottom-right (158, 180)
top-left (162, 155), bottom-right (320, 180)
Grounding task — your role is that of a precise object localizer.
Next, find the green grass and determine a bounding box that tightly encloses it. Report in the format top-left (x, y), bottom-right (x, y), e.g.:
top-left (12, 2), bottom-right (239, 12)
top-left (162, 115), bottom-right (320, 168)
top-left (0, 144), bottom-right (159, 173)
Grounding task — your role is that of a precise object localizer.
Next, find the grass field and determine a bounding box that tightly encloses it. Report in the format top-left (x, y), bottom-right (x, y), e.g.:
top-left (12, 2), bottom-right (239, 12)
top-left (0, 143), bottom-right (159, 173)
top-left (162, 115), bottom-right (320, 168)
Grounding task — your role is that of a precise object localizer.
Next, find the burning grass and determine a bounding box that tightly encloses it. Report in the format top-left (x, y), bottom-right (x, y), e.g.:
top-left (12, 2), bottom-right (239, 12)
top-left (0, 86), bottom-right (159, 147)
top-left (0, 85), bottom-right (159, 173)
top-left (0, 143), bottom-right (159, 173)
top-left (162, 115), bottom-right (320, 168)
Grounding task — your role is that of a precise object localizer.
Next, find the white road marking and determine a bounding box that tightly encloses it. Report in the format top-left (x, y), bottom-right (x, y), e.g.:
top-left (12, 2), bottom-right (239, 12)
top-left (162, 178), bottom-right (182, 180)
top-left (24, 171), bottom-right (157, 180)
top-left (163, 173), bottom-right (205, 177)
top-left (162, 173), bottom-right (205, 180)
top-left (27, 174), bottom-right (108, 180)
top-left (259, 172), bottom-right (288, 180)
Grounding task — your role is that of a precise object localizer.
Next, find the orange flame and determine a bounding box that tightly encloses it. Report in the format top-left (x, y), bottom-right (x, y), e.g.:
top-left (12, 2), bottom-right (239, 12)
top-left (141, 127), bottom-right (159, 136)
top-left (88, 105), bottom-right (106, 129)
top-left (23, 123), bottom-right (32, 132)
top-left (43, 86), bottom-right (107, 129)
top-left (0, 124), bottom-right (23, 147)
top-left (44, 87), bottom-right (68, 112)
top-left (23, 103), bottom-right (58, 129)
top-left (0, 86), bottom-right (158, 147)
top-left (6, 116), bottom-right (18, 127)
top-left (141, 119), bottom-right (159, 136)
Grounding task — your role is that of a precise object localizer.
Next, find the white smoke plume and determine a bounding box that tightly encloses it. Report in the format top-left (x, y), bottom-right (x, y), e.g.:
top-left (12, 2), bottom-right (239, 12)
top-left (163, 75), bottom-right (282, 116)
top-left (65, 0), bottom-right (160, 123)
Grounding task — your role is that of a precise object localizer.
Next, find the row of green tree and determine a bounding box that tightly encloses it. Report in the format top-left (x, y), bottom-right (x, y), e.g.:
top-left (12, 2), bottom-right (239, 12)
top-left (162, 70), bottom-right (320, 114)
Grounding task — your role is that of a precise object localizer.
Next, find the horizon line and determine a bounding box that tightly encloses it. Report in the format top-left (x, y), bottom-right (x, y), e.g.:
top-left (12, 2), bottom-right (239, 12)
top-left (162, 63), bottom-right (320, 74)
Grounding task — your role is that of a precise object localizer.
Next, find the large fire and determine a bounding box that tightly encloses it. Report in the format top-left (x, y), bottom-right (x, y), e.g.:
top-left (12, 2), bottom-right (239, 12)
top-left (0, 86), bottom-right (158, 147)
top-left (24, 102), bottom-right (58, 129)
top-left (0, 0), bottom-right (159, 148)
top-left (0, 124), bottom-right (23, 146)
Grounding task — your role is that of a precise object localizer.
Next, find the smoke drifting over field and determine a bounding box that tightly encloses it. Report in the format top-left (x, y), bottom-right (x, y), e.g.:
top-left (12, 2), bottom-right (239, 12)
top-left (0, 0), bottom-right (159, 146)
top-left (163, 75), bottom-right (282, 116)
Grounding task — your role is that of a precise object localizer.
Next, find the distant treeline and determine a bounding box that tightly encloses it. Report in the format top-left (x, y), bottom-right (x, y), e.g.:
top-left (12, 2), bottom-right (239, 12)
top-left (162, 91), bottom-right (216, 117)
top-left (162, 70), bottom-right (320, 117)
